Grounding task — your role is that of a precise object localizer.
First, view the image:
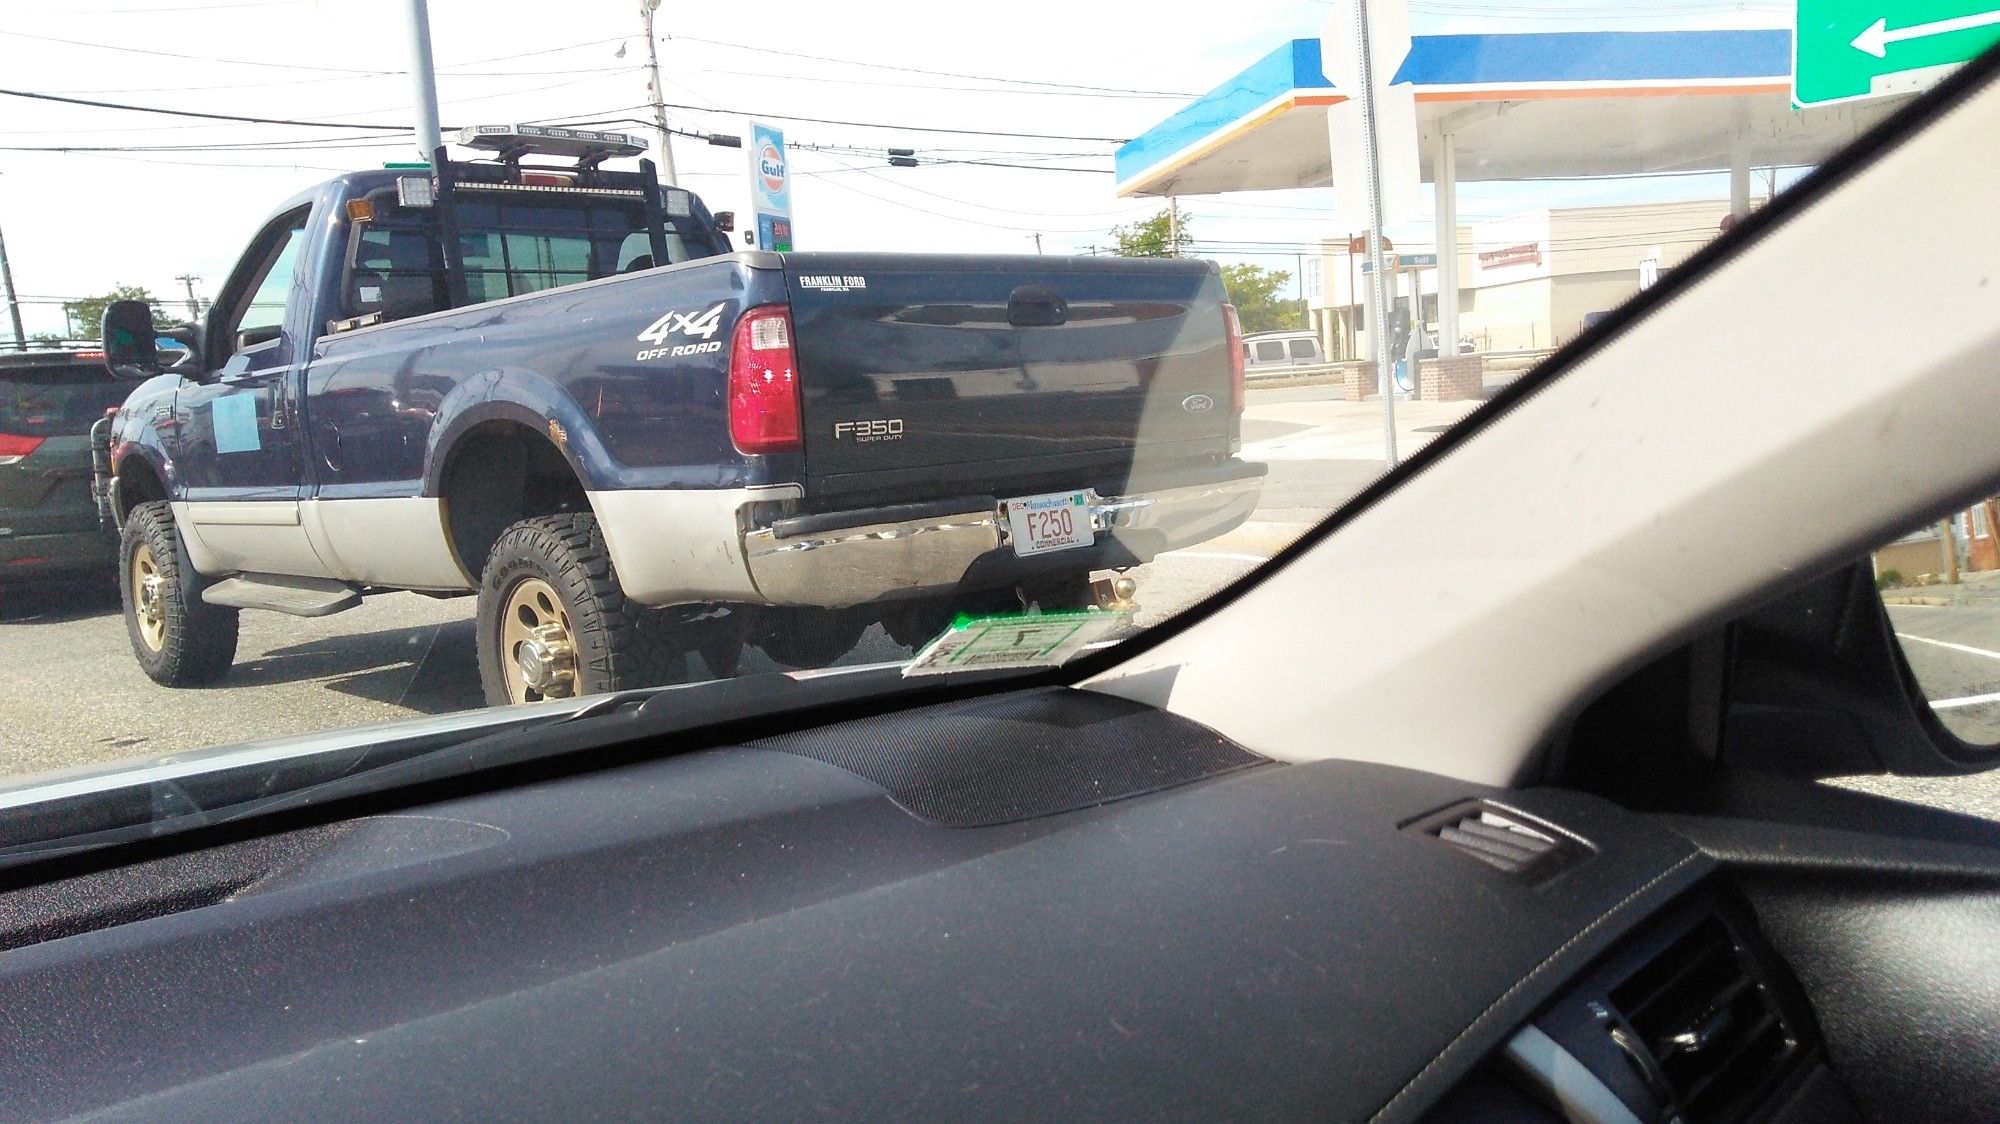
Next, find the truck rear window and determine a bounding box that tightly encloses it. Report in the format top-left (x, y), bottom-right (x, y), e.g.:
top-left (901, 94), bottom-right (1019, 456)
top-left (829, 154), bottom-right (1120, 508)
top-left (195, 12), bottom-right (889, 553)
top-left (0, 362), bottom-right (128, 438)
top-left (345, 199), bottom-right (704, 322)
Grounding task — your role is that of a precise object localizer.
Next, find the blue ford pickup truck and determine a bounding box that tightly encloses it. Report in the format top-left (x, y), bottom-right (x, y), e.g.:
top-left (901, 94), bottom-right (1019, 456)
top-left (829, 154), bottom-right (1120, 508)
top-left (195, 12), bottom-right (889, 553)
top-left (97, 126), bottom-right (1264, 705)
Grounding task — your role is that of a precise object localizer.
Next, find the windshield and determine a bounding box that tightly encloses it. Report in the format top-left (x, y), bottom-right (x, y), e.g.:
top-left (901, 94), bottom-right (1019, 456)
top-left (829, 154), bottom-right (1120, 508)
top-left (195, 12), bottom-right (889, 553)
top-left (0, 1), bottom-right (1991, 835)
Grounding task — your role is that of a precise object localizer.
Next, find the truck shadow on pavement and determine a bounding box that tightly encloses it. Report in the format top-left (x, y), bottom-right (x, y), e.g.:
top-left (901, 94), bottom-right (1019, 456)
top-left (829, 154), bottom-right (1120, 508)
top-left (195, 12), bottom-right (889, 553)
top-left (228, 619), bottom-right (492, 715)
top-left (218, 619), bottom-right (918, 719)
top-left (0, 577), bottom-right (121, 625)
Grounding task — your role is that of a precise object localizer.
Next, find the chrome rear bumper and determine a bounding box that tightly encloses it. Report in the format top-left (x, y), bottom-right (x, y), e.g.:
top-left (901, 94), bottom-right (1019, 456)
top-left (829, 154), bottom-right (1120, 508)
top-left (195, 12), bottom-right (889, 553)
top-left (743, 468), bottom-right (1264, 608)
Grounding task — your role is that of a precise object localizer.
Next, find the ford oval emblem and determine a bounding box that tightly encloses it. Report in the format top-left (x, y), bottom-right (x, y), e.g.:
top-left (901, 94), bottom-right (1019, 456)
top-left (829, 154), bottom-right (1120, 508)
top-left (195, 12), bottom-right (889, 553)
top-left (1181, 393), bottom-right (1216, 413)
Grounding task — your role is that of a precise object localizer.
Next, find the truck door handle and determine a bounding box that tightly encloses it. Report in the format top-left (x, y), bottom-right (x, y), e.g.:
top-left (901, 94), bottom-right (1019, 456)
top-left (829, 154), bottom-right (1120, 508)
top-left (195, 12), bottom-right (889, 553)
top-left (1007, 285), bottom-right (1068, 328)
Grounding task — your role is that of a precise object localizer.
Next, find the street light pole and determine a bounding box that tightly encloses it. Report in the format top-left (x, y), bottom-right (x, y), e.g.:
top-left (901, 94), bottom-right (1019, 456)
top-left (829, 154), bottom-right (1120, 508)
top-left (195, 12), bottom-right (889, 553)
top-left (401, 0), bottom-right (443, 161)
top-left (1353, 0), bottom-right (1399, 468)
top-left (639, 0), bottom-right (679, 186)
top-left (0, 222), bottom-right (24, 351)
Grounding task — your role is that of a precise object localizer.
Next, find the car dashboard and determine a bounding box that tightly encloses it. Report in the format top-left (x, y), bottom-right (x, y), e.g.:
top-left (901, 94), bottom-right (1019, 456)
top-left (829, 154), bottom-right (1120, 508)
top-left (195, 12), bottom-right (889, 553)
top-left (0, 686), bottom-right (1976, 1121)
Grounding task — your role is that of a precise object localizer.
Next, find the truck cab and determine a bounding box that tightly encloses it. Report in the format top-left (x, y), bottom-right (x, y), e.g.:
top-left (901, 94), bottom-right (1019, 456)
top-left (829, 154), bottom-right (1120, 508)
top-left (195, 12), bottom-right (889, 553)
top-left (96, 126), bottom-right (1262, 705)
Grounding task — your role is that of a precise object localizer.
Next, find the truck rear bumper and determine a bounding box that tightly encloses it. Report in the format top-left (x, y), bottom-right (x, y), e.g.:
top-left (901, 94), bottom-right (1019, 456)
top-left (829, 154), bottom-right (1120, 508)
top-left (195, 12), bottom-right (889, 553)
top-left (743, 462), bottom-right (1265, 608)
top-left (591, 461), bottom-right (1265, 610)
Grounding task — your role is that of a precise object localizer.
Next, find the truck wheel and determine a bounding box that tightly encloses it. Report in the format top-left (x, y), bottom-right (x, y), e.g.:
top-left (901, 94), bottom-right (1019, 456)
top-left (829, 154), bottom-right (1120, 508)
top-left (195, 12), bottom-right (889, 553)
top-left (476, 513), bottom-right (685, 706)
top-left (119, 501), bottom-right (239, 687)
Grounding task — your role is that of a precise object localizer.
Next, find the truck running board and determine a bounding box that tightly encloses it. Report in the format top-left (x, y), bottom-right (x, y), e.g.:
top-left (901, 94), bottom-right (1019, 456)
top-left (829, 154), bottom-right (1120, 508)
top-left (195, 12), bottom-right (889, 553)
top-left (202, 574), bottom-right (362, 617)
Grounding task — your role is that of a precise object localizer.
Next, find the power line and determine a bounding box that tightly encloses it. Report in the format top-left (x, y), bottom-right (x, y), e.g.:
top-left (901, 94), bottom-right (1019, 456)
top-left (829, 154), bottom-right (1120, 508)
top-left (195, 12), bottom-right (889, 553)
top-left (57, 0), bottom-right (302, 13)
top-left (553, 101), bottom-right (1129, 144)
top-left (0, 28), bottom-right (394, 74)
top-left (680, 67), bottom-right (1185, 101)
top-left (665, 34), bottom-right (1196, 97)
top-left (0, 88), bottom-right (410, 131)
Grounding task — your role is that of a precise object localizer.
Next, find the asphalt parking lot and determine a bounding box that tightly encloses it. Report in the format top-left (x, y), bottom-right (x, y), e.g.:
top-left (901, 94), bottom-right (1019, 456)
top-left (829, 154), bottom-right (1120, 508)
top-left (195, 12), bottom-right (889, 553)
top-left (0, 385), bottom-right (1454, 779)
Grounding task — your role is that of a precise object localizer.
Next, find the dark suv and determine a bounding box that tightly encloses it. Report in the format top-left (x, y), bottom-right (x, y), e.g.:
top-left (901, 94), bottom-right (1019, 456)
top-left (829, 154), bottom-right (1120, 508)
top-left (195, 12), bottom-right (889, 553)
top-left (0, 348), bottom-right (126, 583)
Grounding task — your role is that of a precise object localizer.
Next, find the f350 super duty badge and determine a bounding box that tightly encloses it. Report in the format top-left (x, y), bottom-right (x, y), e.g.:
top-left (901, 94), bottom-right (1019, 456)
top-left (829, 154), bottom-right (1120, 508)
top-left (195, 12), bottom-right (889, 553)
top-left (834, 418), bottom-right (904, 443)
top-left (635, 303), bottom-right (725, 361)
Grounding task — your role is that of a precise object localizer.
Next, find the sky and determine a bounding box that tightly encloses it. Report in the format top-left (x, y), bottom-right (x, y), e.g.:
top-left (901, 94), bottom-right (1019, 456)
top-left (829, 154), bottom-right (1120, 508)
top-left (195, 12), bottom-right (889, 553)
top-left (0, 0), bottom-right (1793, 339)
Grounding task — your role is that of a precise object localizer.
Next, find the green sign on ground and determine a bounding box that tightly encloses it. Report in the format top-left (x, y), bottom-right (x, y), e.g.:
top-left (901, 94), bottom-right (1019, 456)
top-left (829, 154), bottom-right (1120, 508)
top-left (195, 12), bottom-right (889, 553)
top-left (1795, 1), bottom-right (2000, 107)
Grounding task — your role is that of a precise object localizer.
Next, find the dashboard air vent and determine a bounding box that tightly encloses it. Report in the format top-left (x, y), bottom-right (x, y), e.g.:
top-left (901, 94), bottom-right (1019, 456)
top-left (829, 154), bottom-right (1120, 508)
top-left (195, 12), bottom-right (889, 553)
top-left (1607, 914), bottom-right (1801, 1123)
top-left (1405, 800), bottom-right (1591, 882)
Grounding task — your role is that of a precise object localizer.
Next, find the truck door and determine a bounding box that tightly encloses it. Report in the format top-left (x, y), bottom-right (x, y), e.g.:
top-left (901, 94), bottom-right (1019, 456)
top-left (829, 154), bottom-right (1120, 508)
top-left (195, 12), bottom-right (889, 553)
top-left (171, 206), bottom-right (330, 578)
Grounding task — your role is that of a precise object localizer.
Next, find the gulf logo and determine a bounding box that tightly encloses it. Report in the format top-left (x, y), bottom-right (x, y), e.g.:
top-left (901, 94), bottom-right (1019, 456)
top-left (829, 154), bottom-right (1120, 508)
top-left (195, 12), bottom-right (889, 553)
top-left (758, 142), bottom-right (786, 194)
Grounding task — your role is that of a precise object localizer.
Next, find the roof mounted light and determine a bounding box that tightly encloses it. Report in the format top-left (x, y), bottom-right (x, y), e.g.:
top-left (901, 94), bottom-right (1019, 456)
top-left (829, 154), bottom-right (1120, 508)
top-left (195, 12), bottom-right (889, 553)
top-left (455, 124), bottom-right (647, 162)
top-left (396, 175), bottom-right (435, 208)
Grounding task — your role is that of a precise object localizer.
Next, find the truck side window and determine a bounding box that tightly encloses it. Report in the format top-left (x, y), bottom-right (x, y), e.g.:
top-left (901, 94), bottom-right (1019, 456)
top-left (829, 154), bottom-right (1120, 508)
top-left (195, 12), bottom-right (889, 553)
top-left (222, 210), bottom-right (309, 355)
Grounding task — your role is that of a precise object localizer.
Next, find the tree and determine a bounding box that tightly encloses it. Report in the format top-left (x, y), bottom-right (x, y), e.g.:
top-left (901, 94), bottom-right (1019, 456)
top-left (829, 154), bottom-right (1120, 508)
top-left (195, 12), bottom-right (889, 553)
top-left (62, 285), bottom-right (174, 341)
top-left (1109, 207), bottom-right (1192, 258)
top-left (1221, 263), bottom-right (1305, 334)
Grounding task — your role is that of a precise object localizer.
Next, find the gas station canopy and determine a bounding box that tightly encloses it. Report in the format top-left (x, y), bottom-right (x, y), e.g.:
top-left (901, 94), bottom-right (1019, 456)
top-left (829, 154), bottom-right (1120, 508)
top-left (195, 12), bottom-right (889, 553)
top-left (1114, 30), bottom-right (1912, 198)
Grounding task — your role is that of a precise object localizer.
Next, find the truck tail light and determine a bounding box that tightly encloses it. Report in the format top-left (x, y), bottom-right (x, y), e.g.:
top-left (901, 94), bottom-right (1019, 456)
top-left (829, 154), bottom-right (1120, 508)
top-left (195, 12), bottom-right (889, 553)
top-left (0, 432), bottom-right (46, 465)
top-left (1222, 303), bottom-right (1247, 415)
top-left (728, 305), bottom-right (802, 455)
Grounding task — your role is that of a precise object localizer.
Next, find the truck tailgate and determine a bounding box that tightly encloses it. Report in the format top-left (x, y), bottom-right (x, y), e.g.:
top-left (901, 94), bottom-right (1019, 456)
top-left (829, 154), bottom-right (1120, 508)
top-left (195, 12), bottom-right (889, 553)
top-left (783, 254), bottom-right (1236, 506)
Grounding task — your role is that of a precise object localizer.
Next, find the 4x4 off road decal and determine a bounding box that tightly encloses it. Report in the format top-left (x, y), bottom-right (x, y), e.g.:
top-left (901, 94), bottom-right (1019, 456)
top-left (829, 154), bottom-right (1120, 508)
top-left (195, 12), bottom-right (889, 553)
top-left (636, 303), bottom-right (726, 361)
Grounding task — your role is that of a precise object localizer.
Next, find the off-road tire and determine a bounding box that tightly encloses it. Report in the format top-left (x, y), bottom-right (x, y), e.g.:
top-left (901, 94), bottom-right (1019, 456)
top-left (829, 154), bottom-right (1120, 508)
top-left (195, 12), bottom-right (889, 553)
top-left (476, 513), bottom-right (685, 706)
top-left (119, 500), bottom-right (239, 686)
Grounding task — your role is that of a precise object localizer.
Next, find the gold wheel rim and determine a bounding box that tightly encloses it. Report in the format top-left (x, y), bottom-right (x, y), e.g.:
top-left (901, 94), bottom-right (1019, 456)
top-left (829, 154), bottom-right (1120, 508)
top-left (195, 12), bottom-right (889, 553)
top-left (499, 576), bottom-right (577, 704)
top-left (130, 542), bottom-right (167, 653)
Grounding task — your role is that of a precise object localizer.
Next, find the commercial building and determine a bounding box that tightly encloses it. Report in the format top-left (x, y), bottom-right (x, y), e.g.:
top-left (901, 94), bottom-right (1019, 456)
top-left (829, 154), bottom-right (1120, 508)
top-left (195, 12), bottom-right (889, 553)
top-left (1307, 197), bottom-right (1738, 359)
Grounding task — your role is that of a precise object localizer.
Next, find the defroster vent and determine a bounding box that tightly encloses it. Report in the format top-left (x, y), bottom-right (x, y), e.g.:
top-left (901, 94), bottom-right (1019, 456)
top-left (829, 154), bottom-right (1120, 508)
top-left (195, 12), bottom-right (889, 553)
top-left (1404, 800), bottom-right (1592, 882)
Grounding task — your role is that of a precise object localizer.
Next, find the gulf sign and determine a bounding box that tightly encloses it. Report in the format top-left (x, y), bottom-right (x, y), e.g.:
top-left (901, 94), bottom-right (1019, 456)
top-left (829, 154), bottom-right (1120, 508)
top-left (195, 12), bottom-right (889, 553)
top-left (747, 121), bottom-right (792, 218)
top-left (758, 141), bottom-right (785, 194)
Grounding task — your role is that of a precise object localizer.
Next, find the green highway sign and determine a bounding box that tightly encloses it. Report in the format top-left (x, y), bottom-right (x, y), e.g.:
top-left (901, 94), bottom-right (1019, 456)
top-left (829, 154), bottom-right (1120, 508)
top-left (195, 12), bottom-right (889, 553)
top-left (1795, 1), bottom-right (2000, 107)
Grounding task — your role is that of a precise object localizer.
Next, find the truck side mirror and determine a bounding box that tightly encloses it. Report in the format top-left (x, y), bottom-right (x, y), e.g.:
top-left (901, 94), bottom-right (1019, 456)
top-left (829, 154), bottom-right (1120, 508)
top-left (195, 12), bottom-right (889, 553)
top-left (712, 211), bottom-right (736, 233)
top-left (102, 300), bottom-right (161, 381)
top-left (157, 323), bottom-right (204, 371)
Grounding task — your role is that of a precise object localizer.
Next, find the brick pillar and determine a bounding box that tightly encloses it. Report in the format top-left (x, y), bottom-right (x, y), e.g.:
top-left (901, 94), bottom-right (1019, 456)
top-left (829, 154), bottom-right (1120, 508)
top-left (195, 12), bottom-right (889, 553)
top-left (1341, 361), bottom-right (1374, 402)
top-left (1418, 355), bottom-right (1484, 402)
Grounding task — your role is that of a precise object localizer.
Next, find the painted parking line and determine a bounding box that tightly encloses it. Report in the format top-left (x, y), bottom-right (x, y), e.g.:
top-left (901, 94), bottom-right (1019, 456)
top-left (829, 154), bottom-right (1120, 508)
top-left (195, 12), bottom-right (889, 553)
top-left (1895, 632), bottom-right (2000, 662)
top-left (1932, 689), bottom-right (2000, 711)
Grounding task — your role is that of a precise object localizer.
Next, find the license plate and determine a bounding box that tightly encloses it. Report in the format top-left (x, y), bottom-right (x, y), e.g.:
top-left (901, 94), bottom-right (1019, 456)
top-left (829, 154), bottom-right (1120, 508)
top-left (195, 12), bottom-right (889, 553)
top-left (1005, 491), bottom-right (1094, 557)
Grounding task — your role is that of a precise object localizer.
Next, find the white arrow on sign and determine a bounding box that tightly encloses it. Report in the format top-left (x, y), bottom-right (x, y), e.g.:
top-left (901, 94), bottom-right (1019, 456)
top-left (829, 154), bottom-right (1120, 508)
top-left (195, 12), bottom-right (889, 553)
top-left (1852, 11), bottom-right (2000, 58)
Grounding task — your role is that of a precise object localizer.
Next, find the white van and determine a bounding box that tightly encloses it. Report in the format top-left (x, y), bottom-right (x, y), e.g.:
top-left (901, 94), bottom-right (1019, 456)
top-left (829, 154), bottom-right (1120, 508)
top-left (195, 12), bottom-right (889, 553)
top-left (1241, 330), bottom-right (1324, 371)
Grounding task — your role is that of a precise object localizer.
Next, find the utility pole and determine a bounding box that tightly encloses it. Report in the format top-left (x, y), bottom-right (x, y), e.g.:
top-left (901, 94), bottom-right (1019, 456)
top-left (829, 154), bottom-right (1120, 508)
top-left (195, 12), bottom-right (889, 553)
top-left (1353, 0), bottom-right (1399, 468)
top-left (639, 0), bottom-right (679, 186)
top-left (174, 275), bottom-right (203, 321)
top-left (402, 0), bottom-right (443, 160)
top-left (0, 221), bottom-right (24, 351)
top-left (1167, 197), bottom-right (1180, 258)
top-left (1941, 519), bottom-right (1962, 584)
top-left (1032, 233), bottom-right (1043, 255)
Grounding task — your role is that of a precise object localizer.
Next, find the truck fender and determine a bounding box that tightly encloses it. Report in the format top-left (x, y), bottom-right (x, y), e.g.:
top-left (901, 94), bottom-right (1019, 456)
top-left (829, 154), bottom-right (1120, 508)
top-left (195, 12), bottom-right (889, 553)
top-left (420, 367), bottom-right (622, 497)
top-left (106, 375), bottom-right (183, 514)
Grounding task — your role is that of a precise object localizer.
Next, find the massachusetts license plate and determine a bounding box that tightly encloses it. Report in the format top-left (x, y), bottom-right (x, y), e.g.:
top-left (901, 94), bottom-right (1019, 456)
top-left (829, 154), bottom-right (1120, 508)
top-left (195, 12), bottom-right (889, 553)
top-left (1005, 491), bottom-right (1094, 557)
